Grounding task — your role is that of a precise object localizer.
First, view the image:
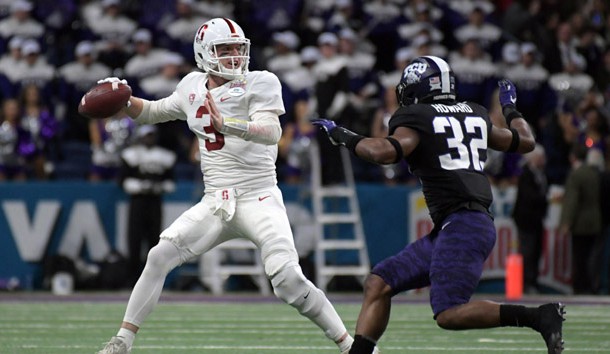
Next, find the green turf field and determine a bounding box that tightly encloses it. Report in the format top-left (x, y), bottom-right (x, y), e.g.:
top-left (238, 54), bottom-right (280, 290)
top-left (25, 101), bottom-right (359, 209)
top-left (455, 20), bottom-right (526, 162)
top-left (0, 294), bottom-right (609, 353)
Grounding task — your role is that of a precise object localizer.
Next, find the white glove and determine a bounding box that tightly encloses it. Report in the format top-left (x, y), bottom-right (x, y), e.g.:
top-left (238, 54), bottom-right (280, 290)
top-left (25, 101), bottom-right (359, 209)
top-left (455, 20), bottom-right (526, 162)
top-left (97, 77), bottom-right (128, 85)
top-left (96, 77), bottom-right (131, 107)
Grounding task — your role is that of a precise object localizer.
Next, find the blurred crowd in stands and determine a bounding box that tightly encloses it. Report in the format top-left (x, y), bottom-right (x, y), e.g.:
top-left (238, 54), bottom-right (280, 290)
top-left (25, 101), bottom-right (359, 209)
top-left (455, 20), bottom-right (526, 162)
top-left (0, 0), bottom-right (607, 187)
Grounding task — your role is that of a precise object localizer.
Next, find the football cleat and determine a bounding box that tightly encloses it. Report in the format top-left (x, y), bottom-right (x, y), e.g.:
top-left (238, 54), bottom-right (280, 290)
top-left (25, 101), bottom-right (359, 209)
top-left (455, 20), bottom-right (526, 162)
top-left (536, 302), bottom-right (566, 354)
top-left (97, 336), bottom-right (131, 354)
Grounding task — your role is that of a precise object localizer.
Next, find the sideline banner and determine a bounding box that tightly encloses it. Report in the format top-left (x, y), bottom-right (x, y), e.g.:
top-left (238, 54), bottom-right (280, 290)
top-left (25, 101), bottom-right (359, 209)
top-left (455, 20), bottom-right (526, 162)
top-left (0, 182), bottom-right (410, 290)
top-left (0, 182), bottom-right (571, 293)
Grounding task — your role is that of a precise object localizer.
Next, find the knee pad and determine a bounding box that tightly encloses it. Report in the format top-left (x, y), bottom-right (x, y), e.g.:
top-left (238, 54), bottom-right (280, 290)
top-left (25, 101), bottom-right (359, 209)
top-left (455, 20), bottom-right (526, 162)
top-left (271, 265), bottom-right (324, 317)
top-left (145, 240), bottom-right (181, 275)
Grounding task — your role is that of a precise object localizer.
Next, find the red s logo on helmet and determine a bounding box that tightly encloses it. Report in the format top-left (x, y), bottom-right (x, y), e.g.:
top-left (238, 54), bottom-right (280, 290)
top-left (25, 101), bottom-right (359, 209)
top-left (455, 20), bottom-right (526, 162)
top-left (196, 24), bottom-right (208, 42)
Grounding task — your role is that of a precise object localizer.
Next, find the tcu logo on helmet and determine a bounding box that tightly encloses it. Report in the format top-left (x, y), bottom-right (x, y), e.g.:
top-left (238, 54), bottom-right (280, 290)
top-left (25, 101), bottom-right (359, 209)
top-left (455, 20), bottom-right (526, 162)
top-left (403, 62), bottom-right (428, 85)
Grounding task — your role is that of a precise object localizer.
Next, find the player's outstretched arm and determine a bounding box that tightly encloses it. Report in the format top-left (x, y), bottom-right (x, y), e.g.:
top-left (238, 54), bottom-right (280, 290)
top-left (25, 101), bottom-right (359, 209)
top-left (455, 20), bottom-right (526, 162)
top-left (488, 79), bottom-right (536, 154)
top-left (311, 119), bottom-right (418, 165)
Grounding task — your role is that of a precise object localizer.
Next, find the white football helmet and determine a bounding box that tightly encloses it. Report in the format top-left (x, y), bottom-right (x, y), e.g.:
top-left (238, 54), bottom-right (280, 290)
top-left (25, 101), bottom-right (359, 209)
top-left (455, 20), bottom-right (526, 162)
top-left (193, 18), bottom-right (250, 80)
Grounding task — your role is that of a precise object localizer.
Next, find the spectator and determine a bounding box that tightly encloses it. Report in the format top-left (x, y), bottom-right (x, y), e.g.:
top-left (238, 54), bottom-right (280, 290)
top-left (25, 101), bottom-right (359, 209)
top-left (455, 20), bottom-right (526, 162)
top-left (409, 31), bottom-right (448, 59)
top-left (0, 36), bottom-right (24, 82)
top-left (12, 39), bottom-right (55, 93)
top-left (87, 0), bottom-right (137, 71)
top-left (58, 40), bottom-right (112, 140)
top-left (18, 84), bottom-right (59, 179)
top-left (194, 0), bottom-right (233, 19)
top-left (279, 46), bottom-right (320, 184)
top-left (370, 81), bottom-right (411, 185)
top-left (89, 113), bottom-right (135, 182)
top-left (378, 47), bottom-right (413, 94)
top-left (559, 144), bottom-right (603, 294)
top-left (502, 0), bottom-right (544, 44)
top-left (397, 3), bottom-right (444, 49)
top-left (313, 32), bottom-right (350, 184)
top-left (599, 159), bottom-right (610, 294)
top-left (338, 27), bottom-right (378, 135)
top-left (498, 42), bottom-right (521, 76)
top-left (363, 0), bottom-right (404, 72)
top-left (578, 105), bottom-right (609, 162)
top-left (512, 144), bottom-right (548, 294)
top-left (548, 52), bottom-right (594, 113)
top-left (85, 0), bottom-right (137, 44)
top-left (454, 4), bottom-right (502, 55)
top-left (543, 21), bottom-right (587, 74)
top-left (594, 46), bottom-right (610, 105)
top-left (124, 29), bottom-right (174, 81)
top-left (0, 0), bottom-right (43, 41)
top-left (327, 0), bottom-right (363, 33)
top-left (576, 25), bottom-right (605, 78)
top-left (265, 31), bottom-right (301, 82)
top-left (139, 53), bottom-right (184, 99)
top-left (449, 38), bottom-right (497, 106)
top-left (119, 125), bottom-right (176, 286)
top-left (163, 0), bottom-right (208, 59)
top-left (504, 42), bottom-right (556, 138)
top-left (0, 98), bottom-right (34, 180)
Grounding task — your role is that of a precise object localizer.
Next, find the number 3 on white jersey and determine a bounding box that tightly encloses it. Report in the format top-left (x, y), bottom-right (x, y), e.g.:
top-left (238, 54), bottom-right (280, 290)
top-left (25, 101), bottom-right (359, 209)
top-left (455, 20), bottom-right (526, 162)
top-left (433, 116), bottom-right (487, 171)
top-left (196, 105), bottom-right (225, 151)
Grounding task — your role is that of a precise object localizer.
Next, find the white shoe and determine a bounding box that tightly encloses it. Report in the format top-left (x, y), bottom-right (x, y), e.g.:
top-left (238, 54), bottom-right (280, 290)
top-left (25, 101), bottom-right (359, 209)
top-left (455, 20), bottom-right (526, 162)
top-left (342, 346), bottom-right (380, 354)
top-left (97, 336), bottom-right (131, 354)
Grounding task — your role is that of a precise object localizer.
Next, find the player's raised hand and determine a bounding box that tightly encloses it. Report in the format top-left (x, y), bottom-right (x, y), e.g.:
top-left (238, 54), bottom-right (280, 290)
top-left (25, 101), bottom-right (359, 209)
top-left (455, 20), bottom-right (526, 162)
top-left (205, 91), bottom-right (223, 131)
top-left (311, 118), bottom-right (341, 145)
top-left (498, 79), bottom-right (517, 108)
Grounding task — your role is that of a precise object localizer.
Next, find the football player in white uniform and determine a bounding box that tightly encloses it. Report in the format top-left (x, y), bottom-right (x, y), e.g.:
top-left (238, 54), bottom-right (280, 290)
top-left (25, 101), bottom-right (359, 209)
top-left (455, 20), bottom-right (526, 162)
top-left (97, 18), bottom-right (358, 354)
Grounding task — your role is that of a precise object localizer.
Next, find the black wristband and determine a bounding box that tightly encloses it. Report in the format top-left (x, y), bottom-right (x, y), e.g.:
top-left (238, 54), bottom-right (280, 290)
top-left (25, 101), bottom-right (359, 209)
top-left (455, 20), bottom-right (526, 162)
top-left (507, 128), bottom-right (520, 153)
top-left (329, 126), bottom-right (365, 153)
top-left (502, 104), bottom-right (523, 126)
top-left (385, 136), bottom-right (403, 163)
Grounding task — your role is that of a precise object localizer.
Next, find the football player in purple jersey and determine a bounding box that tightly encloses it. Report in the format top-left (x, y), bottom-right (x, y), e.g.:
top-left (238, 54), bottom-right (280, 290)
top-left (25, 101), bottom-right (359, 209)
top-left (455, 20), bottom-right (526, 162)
top-left (314, 55), bottom-right (565, 354)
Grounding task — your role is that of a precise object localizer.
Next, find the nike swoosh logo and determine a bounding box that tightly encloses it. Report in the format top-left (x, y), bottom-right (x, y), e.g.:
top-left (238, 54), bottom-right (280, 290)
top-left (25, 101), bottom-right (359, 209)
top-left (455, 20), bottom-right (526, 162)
top-left (303, 290), bottom-right (310, 299)
top-left (220, 96), bottom-right (231, 102)
top-left (441, 221), bottom-right (452, 230)
top-left (510, 95), bottom-right (516, 104)
top-left (258, 195), bottom-right (271, 202)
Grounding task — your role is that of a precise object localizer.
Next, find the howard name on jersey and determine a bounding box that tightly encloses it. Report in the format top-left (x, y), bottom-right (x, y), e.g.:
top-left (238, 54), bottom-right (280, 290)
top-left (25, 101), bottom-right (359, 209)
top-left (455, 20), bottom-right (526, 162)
top-left (388, 101), bottom-right (493, 226)
top-left (134, 70), bottom-right (285, 192)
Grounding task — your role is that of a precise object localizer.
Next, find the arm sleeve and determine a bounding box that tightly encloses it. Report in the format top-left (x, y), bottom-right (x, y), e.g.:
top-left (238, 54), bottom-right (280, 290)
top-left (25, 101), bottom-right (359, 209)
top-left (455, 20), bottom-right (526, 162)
top-left (244, 111), bottom-right (282, 145)
top-left (219, 111), bottom-right (282, 145)
top-left (134, 81), bottom-right (188, 125)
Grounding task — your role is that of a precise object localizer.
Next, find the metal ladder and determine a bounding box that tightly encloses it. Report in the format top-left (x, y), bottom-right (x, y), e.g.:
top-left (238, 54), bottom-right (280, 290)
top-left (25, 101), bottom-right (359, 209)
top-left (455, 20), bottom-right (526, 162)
top-left (309, 139), bottom-right (371, 292)
top-left (198, 239), bottom-right (271, 295)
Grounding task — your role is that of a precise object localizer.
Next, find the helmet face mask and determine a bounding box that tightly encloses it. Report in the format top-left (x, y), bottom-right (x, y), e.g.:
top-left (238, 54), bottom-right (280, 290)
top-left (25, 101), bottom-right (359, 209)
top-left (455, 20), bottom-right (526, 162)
top-left (194, 18), bottom-right (250, 80)
top-left (395, 55), bottom-right (456, 107)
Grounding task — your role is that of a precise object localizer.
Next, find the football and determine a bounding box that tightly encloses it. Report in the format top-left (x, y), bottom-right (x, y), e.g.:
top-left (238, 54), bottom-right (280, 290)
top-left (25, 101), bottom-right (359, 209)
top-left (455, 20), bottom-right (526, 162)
top-left (78, 82), bottom-right (132, 119)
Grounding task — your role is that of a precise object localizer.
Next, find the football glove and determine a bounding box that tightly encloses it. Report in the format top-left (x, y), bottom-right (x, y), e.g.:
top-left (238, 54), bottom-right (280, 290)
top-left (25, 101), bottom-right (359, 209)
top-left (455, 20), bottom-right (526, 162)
top-left (498, 79), bottom-right (522, 125)
top-left (498, 79), bottom-right (517, 108)
top-left (311, 118), bottom-right (340, 145)
top-left (311, 118), bottom-right (365, 152)
top-left (97, 77), bottom-right (128, 86)
top-left (97, 77), bottom-right (131, 107)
